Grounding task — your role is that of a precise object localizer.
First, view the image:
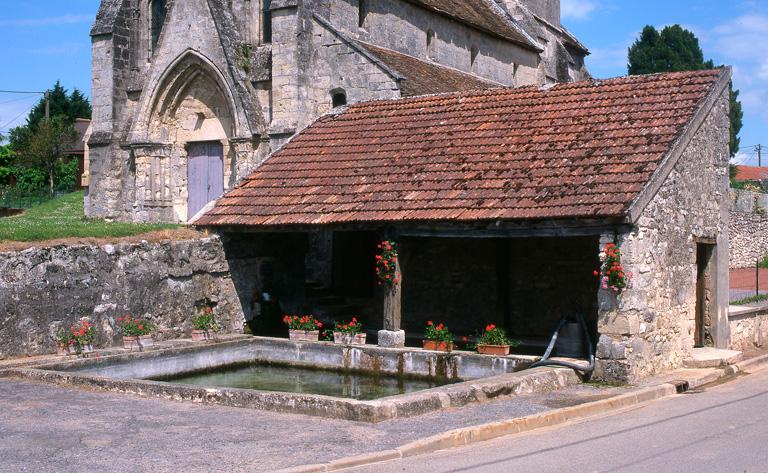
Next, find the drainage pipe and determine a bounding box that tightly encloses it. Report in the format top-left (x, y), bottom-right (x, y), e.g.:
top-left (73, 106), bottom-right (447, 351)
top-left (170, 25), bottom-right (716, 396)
top-left (529, 313), bottom-right (595, 378)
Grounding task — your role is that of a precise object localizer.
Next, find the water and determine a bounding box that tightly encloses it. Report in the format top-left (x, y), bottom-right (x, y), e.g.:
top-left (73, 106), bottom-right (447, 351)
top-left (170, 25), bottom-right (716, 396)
top-left (154, 363), bottom-right (455, 401)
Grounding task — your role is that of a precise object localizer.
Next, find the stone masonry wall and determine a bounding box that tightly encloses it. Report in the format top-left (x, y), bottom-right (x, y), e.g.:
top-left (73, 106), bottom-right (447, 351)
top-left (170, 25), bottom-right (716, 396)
top-left (595, 90), bottom-right (731, 382)
top-left (729, 308), bottom-right (768, 351)
top-left (729, 188), bottom-right (768, 268)
top-left (0, 238), bottom-right (245, 359)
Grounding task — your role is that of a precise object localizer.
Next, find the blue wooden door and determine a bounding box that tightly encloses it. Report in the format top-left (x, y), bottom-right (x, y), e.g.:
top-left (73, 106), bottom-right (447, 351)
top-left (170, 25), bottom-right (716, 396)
top-left (187, 142), bottom-right (224, 219)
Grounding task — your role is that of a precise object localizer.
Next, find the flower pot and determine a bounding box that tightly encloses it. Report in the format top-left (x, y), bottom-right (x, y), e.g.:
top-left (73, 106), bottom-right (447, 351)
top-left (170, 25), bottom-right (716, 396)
top-left (79, 344), bottom-right (94, 354)
top-left (67, 344), bottom-right (79, 355)
top-left (123, 336), bottom-right (140, 350)
top-left (56, 343), bottom-right (68, 356)
top-left (477, 344), bottom-right (510, 356)
top-left (138, 335), bottom-right (154, 348)
top-left (423, 340), bottom-right (453, 352)
top-left (191, 330), bottom-right (211, 341)
top-left (350, 333), bottom-right (367, 345)
top-left (289, 330), bottom-right (319, 342)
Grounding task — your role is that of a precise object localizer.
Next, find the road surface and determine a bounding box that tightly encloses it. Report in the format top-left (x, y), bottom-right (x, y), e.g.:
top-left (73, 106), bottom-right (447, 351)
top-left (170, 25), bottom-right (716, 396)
top-left (348, 368), bottom-right (768, 473)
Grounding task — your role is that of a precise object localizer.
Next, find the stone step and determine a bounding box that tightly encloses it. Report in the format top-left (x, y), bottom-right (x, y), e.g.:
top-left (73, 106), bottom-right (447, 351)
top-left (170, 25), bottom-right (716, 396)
top-left (683, 347), bottom-right (743, 369)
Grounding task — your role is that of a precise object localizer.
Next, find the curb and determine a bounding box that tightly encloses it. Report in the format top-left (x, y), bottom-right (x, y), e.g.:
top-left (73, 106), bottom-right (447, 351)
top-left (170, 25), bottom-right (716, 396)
top-left (269, 357), bottom-right (768, 473)
top-left (269, 383), bottom-right (678, 473)
top-left (725, 352), bottom-right (768, 376)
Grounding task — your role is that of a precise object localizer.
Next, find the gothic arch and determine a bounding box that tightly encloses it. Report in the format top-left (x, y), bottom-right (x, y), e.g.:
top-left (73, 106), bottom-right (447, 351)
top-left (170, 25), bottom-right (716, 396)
top-left (143, 50), bottom-right (241, 142)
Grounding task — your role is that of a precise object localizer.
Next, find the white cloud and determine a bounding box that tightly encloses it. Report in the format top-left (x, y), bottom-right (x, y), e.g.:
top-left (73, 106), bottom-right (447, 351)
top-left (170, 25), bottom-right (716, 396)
top-left (0, 14), bottom-right (92, 28)
top-left (561, 0), bottom-right (598, 21)
top-left (702, 14), bottom-right (768, 119)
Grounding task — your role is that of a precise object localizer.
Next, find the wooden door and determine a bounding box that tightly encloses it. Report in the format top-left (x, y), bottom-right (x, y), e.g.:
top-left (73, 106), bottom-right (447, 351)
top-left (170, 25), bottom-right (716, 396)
top-left (187, 141), bottom-right (224, 219)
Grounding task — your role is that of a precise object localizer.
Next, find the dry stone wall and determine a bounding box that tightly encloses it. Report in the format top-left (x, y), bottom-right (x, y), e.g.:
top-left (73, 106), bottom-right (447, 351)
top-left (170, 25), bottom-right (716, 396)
top-left (729, 189), bottom-right (768, 268)
top-left (0, 237), bottom-right (245, 359)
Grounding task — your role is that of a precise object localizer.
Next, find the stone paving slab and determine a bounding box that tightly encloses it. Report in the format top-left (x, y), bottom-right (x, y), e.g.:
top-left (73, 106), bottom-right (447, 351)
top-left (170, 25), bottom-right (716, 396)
top-left (0, 377), bottom-right (624, 473)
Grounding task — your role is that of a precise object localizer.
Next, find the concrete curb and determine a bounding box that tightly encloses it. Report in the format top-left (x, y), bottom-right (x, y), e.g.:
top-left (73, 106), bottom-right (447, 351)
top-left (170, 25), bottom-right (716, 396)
top-left (725, 352), bottom-right (768, 376)
top-left (269, 357), bottom-right (768, 473)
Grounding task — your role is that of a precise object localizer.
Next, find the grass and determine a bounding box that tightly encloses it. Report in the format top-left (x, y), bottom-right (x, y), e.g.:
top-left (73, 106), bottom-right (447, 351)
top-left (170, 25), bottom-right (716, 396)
top-left (0, 191), bottom-right (180, 242)
top-left (730, 294), bottom-right (768, 306)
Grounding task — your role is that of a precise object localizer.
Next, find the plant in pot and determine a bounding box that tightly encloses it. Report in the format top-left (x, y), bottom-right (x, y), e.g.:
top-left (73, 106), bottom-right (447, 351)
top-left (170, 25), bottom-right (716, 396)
top-left (476, 324), bottom-right (519, 356)
top-left (192, 306), bottom-right (220, 341)
top-left (118, 315), bottom-right (156, 350)
top-left (333, 317), bottom-right (366, 345)
top-left (70, 320), bottom-right (96, 355)
top-left (55, 328), bottom-right (73, 356)
top-left (423, 321), bottom-right (454, 352)
top-left (283, 314), bottom-right (323, 342)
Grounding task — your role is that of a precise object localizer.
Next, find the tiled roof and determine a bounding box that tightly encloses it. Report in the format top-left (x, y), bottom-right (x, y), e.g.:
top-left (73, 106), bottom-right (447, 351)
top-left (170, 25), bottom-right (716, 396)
top-left (356, 42), bottom-right (500, 97)
top-left (735, 166), bottom-right (768, 182)
top-left (405, 0), bottom-right (538, 49)
top-left (197, 69), bottom-right (726, 227)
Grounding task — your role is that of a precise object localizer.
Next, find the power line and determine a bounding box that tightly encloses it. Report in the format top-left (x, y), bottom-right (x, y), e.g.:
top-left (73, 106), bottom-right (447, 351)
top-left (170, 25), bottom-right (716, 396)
top-left (0, 89), bottom-right (45, 95)
top-left (0, 102), bottom-right (37, 131)
top-left (0, 94), bottom-right (39, 106)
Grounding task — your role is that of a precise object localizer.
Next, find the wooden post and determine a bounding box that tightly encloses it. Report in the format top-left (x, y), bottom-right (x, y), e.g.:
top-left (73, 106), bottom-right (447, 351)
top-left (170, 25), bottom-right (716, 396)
top-left (382, 259), bottom-right (401, 331)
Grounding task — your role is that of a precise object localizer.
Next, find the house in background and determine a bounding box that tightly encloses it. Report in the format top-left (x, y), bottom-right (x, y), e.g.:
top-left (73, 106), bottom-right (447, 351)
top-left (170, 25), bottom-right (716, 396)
top-left (734, 165), bottom-right (768, 190)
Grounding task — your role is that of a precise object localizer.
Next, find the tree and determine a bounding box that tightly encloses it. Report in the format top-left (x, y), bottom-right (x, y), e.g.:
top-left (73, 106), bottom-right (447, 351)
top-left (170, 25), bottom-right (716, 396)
top-left (628, 25), bottom-right (743, 157)
top-left (24, 81), bottom-right (91, 133)
top-left (14, 116), bottom-right (77, 194)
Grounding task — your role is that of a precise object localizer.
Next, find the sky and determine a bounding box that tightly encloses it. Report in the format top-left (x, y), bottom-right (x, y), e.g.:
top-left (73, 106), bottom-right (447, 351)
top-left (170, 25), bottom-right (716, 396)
top-left (0, 0), bottom-right (767, 164)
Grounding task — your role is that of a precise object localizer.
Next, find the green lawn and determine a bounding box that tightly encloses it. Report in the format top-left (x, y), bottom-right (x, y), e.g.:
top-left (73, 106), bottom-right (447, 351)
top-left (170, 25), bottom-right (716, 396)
top-left (0, 191), bottom-right (180, 242)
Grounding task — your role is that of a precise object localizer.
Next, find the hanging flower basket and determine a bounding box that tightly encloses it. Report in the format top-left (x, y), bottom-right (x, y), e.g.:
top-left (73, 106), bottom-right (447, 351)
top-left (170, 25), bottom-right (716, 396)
top-left (375, 241), bottom-right (399, 287)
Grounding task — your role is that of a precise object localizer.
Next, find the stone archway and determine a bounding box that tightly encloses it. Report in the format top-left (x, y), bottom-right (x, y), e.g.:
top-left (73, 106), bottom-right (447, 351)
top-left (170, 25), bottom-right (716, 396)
top-left (134, 52), bottom-right (239, 222)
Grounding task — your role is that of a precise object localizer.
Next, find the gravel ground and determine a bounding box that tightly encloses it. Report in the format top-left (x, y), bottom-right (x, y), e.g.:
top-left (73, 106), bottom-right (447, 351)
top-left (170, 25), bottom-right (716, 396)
top-left (0, 377), bottom-right (624, 473)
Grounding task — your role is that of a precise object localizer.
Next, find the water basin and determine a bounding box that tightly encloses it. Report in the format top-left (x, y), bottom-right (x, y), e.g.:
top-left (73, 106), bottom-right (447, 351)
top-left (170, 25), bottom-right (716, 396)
top-left (153, 362), bottom-right (457, 401)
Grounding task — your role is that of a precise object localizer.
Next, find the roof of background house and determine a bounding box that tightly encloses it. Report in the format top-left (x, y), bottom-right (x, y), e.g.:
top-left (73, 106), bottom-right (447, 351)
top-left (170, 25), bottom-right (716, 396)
top-left (356, 42), bottom-right (501, 97)
top-left (68, 119), bottom-right (91, 155)
top-left (735, 165), bottom-right (768, 182)
top-left (196, 69), bottom-right (727, 228)
top-left (405, 0), bottom-right (540, 50)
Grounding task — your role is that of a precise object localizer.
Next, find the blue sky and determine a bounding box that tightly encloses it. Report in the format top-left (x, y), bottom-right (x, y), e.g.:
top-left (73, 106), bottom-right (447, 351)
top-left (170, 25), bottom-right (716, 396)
top-left (1, 0), bottom-right (767, 163)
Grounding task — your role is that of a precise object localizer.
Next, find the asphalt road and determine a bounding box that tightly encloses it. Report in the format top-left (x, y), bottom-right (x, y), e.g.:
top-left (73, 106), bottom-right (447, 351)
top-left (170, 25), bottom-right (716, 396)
top-left (348, 368), bottom-right (768, 473)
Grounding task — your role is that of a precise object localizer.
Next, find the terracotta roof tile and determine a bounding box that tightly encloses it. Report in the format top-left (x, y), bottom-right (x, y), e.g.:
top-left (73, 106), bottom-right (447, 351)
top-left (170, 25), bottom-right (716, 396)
top-left (197, 70), bottom-right (726, 227)
top-left (357, 42), bottom-right (500, 97)
top-left (735, 165), bottom-right (768, 182)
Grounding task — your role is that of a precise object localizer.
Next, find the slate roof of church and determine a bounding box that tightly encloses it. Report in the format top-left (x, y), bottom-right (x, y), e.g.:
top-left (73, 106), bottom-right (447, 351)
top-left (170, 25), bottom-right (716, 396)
top-left (357, 42), bottom-right (501, 97)
top-left (196, 69), bottom-right (726, 227)
top-left (405, 0), bottom-right (540, 50)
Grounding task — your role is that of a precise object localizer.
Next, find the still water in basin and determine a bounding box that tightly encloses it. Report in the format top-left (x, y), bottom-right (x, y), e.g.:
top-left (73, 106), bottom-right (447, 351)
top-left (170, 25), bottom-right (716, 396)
top-left (155, 363), bottom-right (455, 401)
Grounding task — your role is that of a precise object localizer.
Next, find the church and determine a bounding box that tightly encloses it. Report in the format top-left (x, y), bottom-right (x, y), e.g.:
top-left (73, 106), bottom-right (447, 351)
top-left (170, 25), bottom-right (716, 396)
top-left (85, 0), bottom-right (589, 222)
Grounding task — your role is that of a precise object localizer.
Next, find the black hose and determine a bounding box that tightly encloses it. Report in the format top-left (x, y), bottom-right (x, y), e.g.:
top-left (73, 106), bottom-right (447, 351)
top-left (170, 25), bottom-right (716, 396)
top-left (529, 313), bottom-right (595, 378)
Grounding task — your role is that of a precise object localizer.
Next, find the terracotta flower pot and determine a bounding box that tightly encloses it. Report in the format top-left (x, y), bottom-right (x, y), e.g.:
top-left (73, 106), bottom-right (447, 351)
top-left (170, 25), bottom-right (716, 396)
top-left (333, 332), bottom-right (367, 345)
top-left (138, 335), bottom-right (154, 348)
top-left (289, 330), bottom-right (320, 342)
top-left (56, 343), bottom-right (68, 356)
top-left (123, 336), bottom-right (139, 350)
top-left (477, 344), bottom-right (510, 356)
top-left (191, 330), bottom-right (211, 341)
top-left (423, 340), bottom-right (453, 352)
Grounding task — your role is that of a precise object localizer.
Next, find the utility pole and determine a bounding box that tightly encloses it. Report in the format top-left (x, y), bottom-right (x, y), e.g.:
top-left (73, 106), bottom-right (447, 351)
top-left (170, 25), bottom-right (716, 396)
top-left (758, 144), bottom-right (762, 168)
top-left (44, 90), bottom-right (50, 121)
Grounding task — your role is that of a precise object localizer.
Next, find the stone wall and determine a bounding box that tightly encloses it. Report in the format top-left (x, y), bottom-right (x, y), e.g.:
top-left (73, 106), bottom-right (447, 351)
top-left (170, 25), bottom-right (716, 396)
top-left (729, 189), bottom-right (768, 268)
top-left (0, 237), bottom-right (240, 359)
top-left (594, 89), bottom-right (731, 382)
top-left (729, 307), bottom-right (768, 351)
